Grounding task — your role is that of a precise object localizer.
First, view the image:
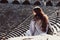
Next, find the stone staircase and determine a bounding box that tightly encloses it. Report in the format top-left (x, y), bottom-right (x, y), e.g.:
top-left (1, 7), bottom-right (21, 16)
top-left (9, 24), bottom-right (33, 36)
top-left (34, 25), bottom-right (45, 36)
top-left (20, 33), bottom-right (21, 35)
top-left (0, 4), bottom-right (60, 39)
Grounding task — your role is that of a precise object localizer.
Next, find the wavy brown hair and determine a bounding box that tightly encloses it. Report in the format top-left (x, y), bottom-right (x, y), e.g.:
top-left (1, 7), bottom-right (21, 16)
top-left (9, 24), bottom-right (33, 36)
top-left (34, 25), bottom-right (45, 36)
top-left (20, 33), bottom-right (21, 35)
top-left (33, 7), bottom-right (48, 32)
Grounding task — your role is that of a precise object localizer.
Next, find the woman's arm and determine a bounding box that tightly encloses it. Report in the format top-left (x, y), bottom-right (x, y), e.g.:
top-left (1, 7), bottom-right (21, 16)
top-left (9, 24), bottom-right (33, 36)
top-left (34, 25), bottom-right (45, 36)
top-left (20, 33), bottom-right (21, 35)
top-left (25, 20), bottom-right (35, 36)
top-left (29, 20), bottom-right (35, 35)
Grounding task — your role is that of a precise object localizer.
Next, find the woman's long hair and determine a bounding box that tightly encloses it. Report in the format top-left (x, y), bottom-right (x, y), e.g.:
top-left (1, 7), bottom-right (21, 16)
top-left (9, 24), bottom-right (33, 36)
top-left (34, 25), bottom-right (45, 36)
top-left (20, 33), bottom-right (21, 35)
top-left (33, 7), bottom-right (48, 32)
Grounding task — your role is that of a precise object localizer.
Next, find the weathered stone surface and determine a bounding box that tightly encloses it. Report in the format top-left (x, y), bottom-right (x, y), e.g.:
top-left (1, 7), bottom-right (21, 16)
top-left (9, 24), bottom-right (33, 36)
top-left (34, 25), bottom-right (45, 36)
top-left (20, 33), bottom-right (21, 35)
top-left (8, 34), bottom-right (60, 40)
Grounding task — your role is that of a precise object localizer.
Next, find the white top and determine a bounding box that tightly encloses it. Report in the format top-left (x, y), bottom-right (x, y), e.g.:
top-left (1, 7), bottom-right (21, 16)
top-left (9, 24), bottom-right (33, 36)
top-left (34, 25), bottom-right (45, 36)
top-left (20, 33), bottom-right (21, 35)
top-left (25, 20), bottom-right (49, 36)
top-left (25, 19), bottom-right (58, 36)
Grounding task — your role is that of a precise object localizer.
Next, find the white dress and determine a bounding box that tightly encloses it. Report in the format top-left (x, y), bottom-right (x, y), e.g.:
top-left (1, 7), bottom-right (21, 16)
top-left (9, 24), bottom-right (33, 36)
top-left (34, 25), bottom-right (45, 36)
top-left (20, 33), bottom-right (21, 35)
top-left (25, 20), bottom-right (48, 36)
top-left (25, 20), bottom-right (57, 36)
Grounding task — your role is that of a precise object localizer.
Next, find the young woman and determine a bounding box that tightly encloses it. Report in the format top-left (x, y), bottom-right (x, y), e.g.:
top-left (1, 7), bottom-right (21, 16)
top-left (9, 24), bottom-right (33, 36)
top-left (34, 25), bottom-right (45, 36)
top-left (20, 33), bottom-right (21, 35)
top-left (25, 6), bottom-right (57, 36)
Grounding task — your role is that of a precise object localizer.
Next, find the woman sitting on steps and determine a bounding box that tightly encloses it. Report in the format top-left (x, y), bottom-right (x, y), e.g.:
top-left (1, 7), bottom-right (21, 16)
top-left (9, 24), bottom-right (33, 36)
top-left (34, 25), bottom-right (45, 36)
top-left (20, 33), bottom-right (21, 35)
top-left (25, 6), bottom-right (58, 36)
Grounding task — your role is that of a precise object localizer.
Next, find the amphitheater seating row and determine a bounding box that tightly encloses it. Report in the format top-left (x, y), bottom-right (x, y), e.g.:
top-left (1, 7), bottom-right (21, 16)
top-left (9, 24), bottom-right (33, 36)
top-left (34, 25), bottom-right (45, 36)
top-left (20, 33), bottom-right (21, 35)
top-left (0, 0), bottom-right (60, 6)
